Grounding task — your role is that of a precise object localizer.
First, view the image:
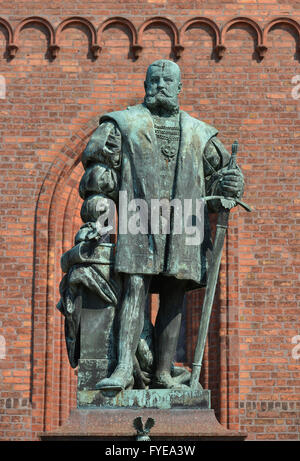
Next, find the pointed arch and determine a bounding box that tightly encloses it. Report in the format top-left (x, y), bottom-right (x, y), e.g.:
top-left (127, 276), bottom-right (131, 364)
top-left (30, 116), bottom-right (98, 432)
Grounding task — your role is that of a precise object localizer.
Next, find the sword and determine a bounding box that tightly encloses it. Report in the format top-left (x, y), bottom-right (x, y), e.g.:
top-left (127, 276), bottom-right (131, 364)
top-left (190, 140), bottom-right (251, 389)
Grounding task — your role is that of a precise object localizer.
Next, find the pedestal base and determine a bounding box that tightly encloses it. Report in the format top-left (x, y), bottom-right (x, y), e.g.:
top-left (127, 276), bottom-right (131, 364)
top-left (77, 388), bottom-right (211, 409)
top-left (40, 407), bottom-right (247, 441)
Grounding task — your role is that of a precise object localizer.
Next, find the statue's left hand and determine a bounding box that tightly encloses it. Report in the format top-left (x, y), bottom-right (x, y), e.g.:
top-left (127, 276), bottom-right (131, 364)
top-left (220, 168), bottom-right (244, 198)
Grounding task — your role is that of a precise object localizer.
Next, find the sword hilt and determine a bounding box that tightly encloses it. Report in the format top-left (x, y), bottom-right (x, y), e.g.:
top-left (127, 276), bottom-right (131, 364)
top-left (203, 195), bottom-right (252, 212)
top-left (228, 140), bottom-right (238, 170)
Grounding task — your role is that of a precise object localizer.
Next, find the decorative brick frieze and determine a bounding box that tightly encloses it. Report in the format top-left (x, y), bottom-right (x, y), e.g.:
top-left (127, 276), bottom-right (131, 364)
top-left (0, 15), bottom-right (299, 60)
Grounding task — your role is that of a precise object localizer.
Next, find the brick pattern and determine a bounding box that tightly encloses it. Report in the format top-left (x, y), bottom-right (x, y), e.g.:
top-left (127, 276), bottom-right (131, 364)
top-left (240, 401), bottom-right (300, 440)
top-left (0, 1), bottom-right (299, 441)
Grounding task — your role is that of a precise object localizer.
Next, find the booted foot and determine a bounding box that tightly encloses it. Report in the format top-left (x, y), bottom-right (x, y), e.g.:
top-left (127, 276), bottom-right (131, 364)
top-left (95, 365), bottom-right (133, 391)
top-left (152, 372), bottom-right (190, 390)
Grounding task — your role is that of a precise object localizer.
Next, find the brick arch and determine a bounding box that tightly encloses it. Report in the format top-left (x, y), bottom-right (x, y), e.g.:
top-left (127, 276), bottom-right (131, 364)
top-left (55, 17), bottom-right (100, 58)
top-left (29, 113), bottom-right (239, 434)
top-left (0, 17), bottom-right (13, 58)
top-left (263, 17), bottom-right (300, 55)
top-left (218, 17), bottom-right (264, 59)
top-left (138, 17), bottom-right (183, 59)
top-left (29, 116), bottom-right (234, 433)
top-left (43, 171), bottom-right (82, 431)
top-left (11, 16), bottom-right (56, 58)
top-left (0, 17), bottom-right (13, 43)
top-left (30, 117), bottom-right (98, 435)
top-left (180, 17), bottom-right (221, 57)
top-left (0, 17), bottom-right (17, 57)
top-left (98, 17), bottom-right (140, 58)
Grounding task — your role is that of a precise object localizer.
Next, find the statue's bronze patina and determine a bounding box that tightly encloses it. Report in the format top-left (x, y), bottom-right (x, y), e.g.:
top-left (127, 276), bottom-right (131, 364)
top-left (57, 60), bottom-right (245, 400)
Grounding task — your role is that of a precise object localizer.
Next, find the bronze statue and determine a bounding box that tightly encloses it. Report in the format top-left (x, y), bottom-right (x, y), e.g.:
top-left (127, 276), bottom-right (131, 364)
top-left (58, 59), bottom-right (245, 395)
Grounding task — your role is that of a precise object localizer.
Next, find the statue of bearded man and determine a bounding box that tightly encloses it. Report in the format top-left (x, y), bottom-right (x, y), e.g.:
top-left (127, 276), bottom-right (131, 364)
top-left (80, 59), bottom-right (244, 391)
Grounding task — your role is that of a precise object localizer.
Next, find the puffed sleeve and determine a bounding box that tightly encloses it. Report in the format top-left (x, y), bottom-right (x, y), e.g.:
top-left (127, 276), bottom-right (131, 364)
top-left (204, 137), bottom-right (233, 213)
top-left (79, 121), bottom-right (122, 227)
top-left (81, 120), bottom-right (122, 171)
top-left (203, 136), bottom-right (231, 197)
top-left (80, 121), bottom-right (122, 202)
top-left (203, 136), bottom-right (244, 212)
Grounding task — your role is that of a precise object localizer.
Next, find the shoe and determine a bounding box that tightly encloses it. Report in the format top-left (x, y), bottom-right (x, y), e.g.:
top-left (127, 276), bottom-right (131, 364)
top-left (95, 365), bottom-right (133, 391)
top-left (152, 372), bottom-right (190, 390)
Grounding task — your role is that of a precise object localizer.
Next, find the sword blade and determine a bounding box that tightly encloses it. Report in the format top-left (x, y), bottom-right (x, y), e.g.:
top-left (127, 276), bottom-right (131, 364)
top-left (190, 208), bottom-right (230, 389)
top-left (190, 140), bottom-right (242, 389)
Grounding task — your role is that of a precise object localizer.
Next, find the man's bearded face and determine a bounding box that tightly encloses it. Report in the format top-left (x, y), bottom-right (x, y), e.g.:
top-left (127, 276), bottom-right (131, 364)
top-left (144, 64), bottom-right (182, 114)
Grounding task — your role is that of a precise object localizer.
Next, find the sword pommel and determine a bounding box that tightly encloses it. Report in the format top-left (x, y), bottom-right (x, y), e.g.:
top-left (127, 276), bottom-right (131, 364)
top-left (228, 140), bottom-right (238, 170)
top-left (232, 140), bottom-right (238, 154)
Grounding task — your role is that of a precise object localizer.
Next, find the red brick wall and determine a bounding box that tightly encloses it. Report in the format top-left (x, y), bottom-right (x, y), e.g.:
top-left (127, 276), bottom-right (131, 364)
top-left (0, 1), bottom-right (299, 441)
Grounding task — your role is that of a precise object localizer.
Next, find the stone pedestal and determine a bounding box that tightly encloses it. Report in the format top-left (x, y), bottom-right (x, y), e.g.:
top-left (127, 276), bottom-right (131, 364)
top-left (77, 387), bottom-right (210, 409)
top-left (40, 408), bottom-right (246, 441)
top-left (40, 389), bottom-right (247, 441)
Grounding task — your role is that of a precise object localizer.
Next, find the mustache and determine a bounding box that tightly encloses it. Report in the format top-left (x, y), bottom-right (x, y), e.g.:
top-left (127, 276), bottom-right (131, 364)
top-left (144, 92), bottom-right (179, 113)
top-left (147, 89), bottom-right (172, 98)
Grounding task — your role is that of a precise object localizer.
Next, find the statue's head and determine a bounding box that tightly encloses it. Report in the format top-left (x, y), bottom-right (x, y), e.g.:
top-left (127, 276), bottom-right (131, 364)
top-left (144, 59), bottom-right (182, 115)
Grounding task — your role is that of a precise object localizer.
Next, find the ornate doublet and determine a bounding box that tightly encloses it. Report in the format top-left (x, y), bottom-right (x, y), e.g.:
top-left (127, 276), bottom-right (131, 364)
top-left (151, 112), bottom-right (181, 271)
top-left (151, 112), bottom-right (180, 201)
